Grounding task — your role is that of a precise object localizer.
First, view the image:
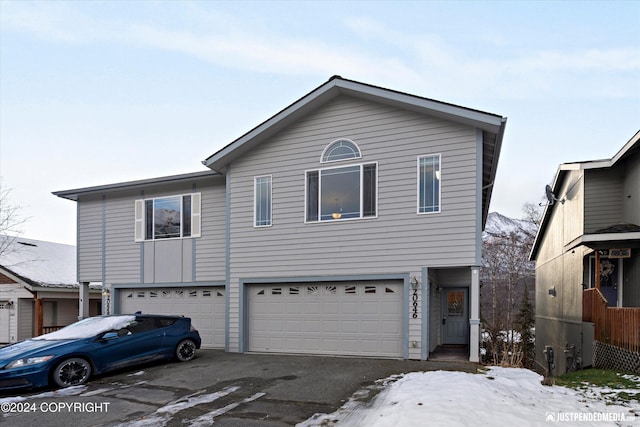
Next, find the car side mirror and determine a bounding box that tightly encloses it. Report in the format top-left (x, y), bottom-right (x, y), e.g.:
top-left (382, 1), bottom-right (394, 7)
top-left (101, 332), bottom-right (119, 340)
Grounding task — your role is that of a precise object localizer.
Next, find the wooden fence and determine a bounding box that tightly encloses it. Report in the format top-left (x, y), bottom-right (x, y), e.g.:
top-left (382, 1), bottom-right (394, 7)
top-left (583, 288), bottom-right (640, 353)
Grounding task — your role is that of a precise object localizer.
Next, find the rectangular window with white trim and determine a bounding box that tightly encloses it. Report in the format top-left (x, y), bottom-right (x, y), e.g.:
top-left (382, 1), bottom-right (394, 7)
top-left (305, 163), bottom-right (377, 222)
top-left (418, 154), bottom-right (441, 214)
top-left (134, 193), bottom-right (201, 241)
top-left (254, 175), bottom-right (272, 227)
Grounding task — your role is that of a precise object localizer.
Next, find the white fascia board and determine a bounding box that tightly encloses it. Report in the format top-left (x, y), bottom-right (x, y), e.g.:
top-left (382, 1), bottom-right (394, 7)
top-left (611, 130), bottom-right (640, 164)
top-left (54, 170), bottom-right (219, 201)
top-left (203, 81), bottom-right (339, 171)
top-left (564, 232), bottom-right (640, 252)
top-left (334, 79), bottom-right (505, 132)
top-left (203, 77), bottom-right (506, 171)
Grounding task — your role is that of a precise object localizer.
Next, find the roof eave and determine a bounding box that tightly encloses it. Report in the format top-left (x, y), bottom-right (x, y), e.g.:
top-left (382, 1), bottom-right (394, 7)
top-left (203, 76), bottom-right (506, 173)
top-left (54, 170), bottom-right (221, 201)
top-left (531, 130), bottom-right (640, 261)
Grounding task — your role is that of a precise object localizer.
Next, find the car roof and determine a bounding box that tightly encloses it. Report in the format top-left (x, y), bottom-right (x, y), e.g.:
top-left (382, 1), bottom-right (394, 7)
top-left (100, 314), bottom-right (189, 320)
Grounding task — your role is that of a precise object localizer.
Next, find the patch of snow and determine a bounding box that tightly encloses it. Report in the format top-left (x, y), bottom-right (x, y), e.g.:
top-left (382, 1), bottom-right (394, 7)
top-left (186, 392), bottom-right (266, 427)
top-left (116, 386), bottom-right (241, 427)
top-left (33, 315), bottom-right (135, 340)
top-left (0, 385), bottom-right (87, 404)
top-left (127, 371), bottom-right (145, 377)
top-left (80, 387), bottom-right (114, 397)
top-left (298, 367), bottom-right (639, 427)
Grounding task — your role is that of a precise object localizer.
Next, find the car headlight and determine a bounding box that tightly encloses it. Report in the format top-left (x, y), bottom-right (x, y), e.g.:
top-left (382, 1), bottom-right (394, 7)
top-left (5, 356), bottom-right (54, 369)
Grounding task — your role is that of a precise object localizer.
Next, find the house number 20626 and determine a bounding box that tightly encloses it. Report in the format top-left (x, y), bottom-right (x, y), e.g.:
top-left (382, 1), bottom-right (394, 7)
top-left (412, 289), bottom-right (418, 318)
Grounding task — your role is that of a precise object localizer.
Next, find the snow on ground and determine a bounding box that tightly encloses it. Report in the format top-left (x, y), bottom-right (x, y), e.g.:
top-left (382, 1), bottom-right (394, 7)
top-left (0, 385), bottom-right (87, 404)
top-left (3, 367), bottom-right (640, 426)
top-left (299, 367), bottom-right (640, 427)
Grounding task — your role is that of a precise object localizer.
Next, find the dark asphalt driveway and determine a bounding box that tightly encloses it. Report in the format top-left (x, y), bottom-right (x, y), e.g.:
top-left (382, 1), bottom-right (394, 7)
top-left (0, 350), bottom-right (478, 426)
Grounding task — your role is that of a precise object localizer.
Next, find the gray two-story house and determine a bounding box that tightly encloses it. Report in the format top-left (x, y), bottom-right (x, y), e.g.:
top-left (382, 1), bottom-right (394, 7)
top-left (55, 76), bottom-right (507, 362)
top-left (531, 130), bottom-right (640, 374)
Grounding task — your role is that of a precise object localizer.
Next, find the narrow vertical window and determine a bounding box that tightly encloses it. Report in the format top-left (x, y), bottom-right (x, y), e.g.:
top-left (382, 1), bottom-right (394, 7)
top-left (254, 176), bottom-right (272, 227)
top-left (418, 155), bottom-right (441, 214)
top-left (363, 163), bottom-right (376, 217)
top-left (306, 171), bottom-right (319, 222)
top-left (183, 195), bottom-right (192, 237)
top-left (145, 200), bottom-right (153, 240)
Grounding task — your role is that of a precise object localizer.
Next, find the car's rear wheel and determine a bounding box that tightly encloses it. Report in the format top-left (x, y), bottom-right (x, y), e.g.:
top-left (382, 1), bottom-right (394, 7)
top-left (52, 357), bottom-right (92, 388)
top-left (175, 339), bottom-right (197, 362)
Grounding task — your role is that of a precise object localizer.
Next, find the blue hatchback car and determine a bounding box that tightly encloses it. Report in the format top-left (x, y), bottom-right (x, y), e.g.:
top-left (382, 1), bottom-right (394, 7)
top-left (0, 314), bottom-right (201, 390)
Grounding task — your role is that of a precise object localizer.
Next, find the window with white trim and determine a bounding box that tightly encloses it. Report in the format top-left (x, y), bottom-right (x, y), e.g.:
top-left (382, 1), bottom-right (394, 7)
top-left (254, 175), bottom-right (272, 227)
top-left (418, 154), bottom-right (441, 214)
top-left (134, 193), bottom-right (201, 241)
top-left (306, 163), bottom-right (377, 222)
top-left (321, 139), bottom-right (361, 163)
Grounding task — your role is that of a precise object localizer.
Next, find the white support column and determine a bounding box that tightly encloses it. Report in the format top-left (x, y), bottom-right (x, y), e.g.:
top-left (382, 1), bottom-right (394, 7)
top-left (79, 282), bottom-right (90, 320)
top-left (469, 267), bottom-right (481, 363)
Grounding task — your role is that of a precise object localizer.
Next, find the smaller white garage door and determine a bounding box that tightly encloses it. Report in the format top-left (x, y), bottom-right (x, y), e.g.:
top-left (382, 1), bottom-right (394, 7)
top-left (119, 287), bottom-right (225, 349)
top-left (248, 282), bottom-right (403, 358)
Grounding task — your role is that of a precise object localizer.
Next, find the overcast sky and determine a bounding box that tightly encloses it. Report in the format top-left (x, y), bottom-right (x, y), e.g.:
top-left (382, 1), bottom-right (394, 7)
top-left (1, 0), bottom-right (639, 245)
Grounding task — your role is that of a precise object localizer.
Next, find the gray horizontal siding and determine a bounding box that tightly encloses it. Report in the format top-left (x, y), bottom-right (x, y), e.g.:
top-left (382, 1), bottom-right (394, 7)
top-left (105, 192), bottom-right (141, 284)
top-left (76, 178), bottom-right (226, 286)
top-left (78, 197), bottom-right (103, 282)
top-left (229, 96), bottom-right (480, 278)
top-left (584, 168), bottom-right (623, 233)
top-left (196, 184), bottom-right (226, 281)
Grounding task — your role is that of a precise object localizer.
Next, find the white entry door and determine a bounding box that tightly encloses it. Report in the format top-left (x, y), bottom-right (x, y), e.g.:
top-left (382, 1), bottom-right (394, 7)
top-left (119, 287), bottom-right (225, 349)
top-left (247, 282), bottom-right (403, 358)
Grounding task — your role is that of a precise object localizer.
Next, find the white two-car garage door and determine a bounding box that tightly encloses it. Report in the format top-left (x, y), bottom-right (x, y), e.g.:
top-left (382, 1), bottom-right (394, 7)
top-left (119, 287), bottom-right (225, 349)
top-left (248, 282), bottom-right (403, 358)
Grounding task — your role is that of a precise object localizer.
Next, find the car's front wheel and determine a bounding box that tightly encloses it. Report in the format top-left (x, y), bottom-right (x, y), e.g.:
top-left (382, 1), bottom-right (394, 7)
top-left (175, 339), bottom-right (197, 362)
top-left (52, 357), bottom-right (92, 388)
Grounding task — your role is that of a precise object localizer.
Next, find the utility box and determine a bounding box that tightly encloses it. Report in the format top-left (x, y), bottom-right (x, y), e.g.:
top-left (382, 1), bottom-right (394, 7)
top-left (582, 322), bottom-right (594, 368)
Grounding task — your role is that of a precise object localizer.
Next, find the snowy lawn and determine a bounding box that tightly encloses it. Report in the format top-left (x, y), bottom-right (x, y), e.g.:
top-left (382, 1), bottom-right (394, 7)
top-left (300, 367), bottom-right (640, 426)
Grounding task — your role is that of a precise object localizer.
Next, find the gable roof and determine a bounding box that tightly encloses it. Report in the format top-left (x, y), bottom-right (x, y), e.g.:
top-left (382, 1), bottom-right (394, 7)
top-left (530, 130), bottom-right (640, 260)
top-left (203, 76), bottom-right (507, 226)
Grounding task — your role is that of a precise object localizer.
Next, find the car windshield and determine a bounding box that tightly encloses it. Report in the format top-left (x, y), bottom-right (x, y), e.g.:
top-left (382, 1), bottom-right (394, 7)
top-left (33, 315), bottom-right (137, 340)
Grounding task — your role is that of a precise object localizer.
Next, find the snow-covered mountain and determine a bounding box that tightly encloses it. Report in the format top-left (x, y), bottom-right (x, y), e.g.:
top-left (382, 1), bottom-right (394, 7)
top-left (483, 212), bottom-right (538, 241)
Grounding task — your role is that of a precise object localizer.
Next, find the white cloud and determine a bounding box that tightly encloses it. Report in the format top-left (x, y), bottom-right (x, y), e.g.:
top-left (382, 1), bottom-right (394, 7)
top-left (2, 3), bottom-right (637, 102)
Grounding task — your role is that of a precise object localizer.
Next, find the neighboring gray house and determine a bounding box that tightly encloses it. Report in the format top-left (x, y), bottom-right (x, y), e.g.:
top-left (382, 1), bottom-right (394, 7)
top-left (0, 236), bottom-right (101, 343)
top-left (530, 130), bottom-right (640, 374)
top-left (54, 76), bottom-right (507, 361)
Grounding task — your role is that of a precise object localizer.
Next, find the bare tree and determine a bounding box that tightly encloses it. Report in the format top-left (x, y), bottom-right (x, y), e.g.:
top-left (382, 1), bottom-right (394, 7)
top-left (522, 201), bottom-right (544, 228)
top-left (481, 209), bottom-right (536, 367)
top-left (0, 178), bottom-right (27, 258)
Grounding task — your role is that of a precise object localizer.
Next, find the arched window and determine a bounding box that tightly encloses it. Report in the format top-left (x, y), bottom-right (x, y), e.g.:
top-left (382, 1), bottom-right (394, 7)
top-left (321, 139), bottom-right (361, 163)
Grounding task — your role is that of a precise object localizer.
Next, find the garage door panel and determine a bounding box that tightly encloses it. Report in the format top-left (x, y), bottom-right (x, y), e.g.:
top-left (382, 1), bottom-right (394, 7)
top-left (248, 282), bottom-right (403, 358)
top-left (120, 287), bottom-right (225, 349)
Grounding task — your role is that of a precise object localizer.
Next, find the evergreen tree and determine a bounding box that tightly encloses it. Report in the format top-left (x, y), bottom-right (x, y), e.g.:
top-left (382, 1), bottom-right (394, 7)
top-left (516, 284), bottom-right (535, 368)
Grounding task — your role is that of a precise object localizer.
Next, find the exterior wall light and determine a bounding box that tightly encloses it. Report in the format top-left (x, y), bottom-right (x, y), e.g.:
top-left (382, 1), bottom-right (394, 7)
top-left (410, 276), bottom-right (419, 289)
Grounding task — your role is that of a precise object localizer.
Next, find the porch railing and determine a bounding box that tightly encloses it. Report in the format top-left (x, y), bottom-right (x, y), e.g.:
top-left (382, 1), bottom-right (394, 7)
top-left (41, 325), bottom-right (64, 334)
top-left (583, 288), bottom-right (640, 353)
